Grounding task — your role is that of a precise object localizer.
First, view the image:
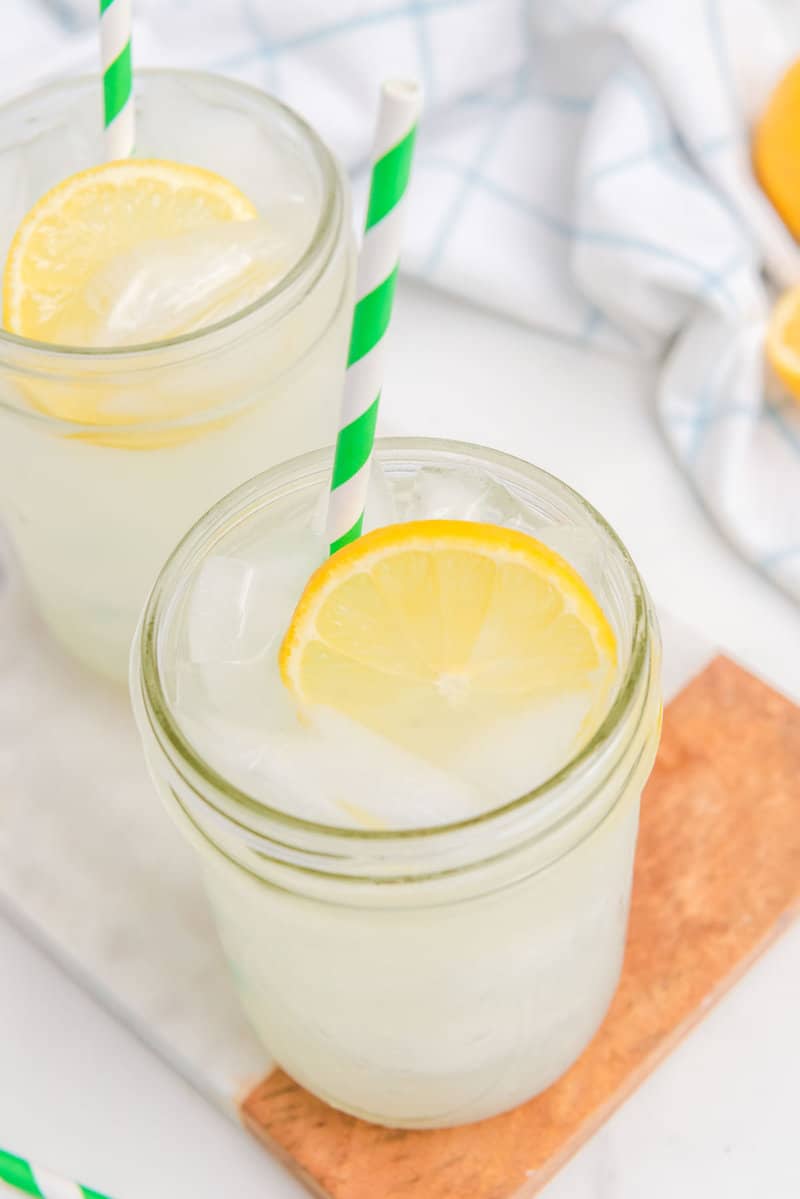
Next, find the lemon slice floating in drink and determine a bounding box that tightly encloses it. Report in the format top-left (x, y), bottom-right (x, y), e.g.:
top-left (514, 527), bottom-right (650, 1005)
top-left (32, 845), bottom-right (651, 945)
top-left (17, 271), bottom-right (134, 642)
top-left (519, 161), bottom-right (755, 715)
top-left (280, 520), bottom-right (618, 764)
top-left (3, 158), bottom-right (257, 346)
top-left (2, 158), bottom-right (266, 444)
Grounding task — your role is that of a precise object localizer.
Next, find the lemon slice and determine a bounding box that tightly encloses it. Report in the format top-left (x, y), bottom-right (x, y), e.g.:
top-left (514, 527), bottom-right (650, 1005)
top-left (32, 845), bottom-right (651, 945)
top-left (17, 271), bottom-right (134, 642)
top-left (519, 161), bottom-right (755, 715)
top-left (766, 286), bottom-right (800, 400)
top-left (3, 158), bottom-right (257, 344)
top-left (280, 520), bottom-right (617, 763)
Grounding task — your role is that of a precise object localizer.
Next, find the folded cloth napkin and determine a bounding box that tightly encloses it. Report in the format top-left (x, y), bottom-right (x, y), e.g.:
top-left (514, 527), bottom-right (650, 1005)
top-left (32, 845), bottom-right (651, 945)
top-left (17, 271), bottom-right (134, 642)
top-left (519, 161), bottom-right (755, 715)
top-left (3, 0), bottom-right (800, 600)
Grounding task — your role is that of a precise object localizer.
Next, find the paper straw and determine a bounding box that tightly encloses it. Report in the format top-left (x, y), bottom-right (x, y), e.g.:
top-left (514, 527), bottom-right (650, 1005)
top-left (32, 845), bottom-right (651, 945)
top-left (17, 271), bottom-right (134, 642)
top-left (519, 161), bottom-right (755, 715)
top-left (99, 0), bottom-right (134, 160)
top-left (0, 1147), bottom-right (111, 1199)
top-left (326, 79), bottom-right (421, 555)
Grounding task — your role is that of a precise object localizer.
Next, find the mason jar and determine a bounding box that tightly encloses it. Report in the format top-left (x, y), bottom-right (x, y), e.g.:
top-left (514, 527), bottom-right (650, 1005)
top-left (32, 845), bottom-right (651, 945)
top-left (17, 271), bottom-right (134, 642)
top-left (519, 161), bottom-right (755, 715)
top-left (0, 69), bottom-right (354, 680)
top-left (131, 438), bottom-right (662, 1128)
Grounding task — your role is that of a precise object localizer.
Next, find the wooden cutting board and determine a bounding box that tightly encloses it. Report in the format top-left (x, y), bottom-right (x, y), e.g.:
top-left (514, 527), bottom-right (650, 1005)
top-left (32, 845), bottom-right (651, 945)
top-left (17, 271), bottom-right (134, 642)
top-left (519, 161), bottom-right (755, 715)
top-left (241, 655), bottom-right (800, 1199)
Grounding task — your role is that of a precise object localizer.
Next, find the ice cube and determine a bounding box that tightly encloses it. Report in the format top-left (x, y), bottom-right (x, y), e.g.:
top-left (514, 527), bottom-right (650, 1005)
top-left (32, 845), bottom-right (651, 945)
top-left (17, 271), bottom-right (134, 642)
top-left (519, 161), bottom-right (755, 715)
top-left (187, 556), bottom-right (260, 665)
top-left (395, 467), bottom-right (605, 595)
top-left (397, 465), bottom-right (536, 528)
top-left (177, 692), bottom-right (487, 830)
top-left (55, 219), bottom-right (293, 348)
top-left (452, 693), bottom-right (594, 803)
top-left (177, 711), bottom-right (349, 826)
top-left (175, 652), bottom-right (298, 734)
top-left (187, 530), bottom-right (324, 665)
top-left (307, 707), bottom-right (488, 828)
top-left (235, 527), bottom-right (326, 650)
top-left (176, 710), bottom-right (374, 828)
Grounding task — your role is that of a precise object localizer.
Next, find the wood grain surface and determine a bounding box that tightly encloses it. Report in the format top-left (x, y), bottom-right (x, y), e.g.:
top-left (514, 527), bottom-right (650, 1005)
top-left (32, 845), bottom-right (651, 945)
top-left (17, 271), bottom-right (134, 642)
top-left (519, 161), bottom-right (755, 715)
top-left (241, 656), bottom-right (800, 1199)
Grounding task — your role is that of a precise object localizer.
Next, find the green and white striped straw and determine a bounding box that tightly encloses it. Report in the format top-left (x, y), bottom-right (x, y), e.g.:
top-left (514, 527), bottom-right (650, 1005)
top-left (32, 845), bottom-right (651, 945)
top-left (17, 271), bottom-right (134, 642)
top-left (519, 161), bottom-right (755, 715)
top-left (99, 0), bottom-right (134, 160)
top-left (326, 79), bottom-right (421, 555)
top-left (0, 1147), bottom-right (110, 1199)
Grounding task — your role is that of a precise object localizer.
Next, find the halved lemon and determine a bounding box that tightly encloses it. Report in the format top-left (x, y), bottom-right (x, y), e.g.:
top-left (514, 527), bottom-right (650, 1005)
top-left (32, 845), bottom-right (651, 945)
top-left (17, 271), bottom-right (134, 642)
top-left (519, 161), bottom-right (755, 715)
top-left (753, 58), bottom-right (800, 240)
top-left (3, 158), bottom-right (257, 345)
top-left (766, 285), bottom-right (800, 400)
top-left (280, 520), bottom-right (617, 763)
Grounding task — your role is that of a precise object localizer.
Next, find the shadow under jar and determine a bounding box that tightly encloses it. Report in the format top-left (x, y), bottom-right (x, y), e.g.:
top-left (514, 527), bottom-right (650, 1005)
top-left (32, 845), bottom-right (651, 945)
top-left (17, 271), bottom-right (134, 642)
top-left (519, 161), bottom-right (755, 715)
top-left (0, 69), bottom-right (354, 680)
top-left (131, 438), bottom-right (662, 1128)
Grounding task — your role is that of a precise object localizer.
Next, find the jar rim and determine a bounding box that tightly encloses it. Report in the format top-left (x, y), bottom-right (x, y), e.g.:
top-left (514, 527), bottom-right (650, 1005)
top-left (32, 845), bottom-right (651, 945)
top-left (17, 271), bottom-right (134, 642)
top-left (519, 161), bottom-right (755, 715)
top-left (135, 437), bottom-right (656, 853)
top-left (0, 69), bottom-right (343, 374)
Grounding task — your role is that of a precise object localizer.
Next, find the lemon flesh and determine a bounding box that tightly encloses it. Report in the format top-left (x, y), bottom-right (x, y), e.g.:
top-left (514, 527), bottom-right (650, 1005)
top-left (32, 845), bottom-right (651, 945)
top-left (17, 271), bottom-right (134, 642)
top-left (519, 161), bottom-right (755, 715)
top-left (280, 520), bottom-right (618, 766)
top-left (767, 286), bottom-right (800, 401)
top-left (3, 158), bottom-right (257, 346)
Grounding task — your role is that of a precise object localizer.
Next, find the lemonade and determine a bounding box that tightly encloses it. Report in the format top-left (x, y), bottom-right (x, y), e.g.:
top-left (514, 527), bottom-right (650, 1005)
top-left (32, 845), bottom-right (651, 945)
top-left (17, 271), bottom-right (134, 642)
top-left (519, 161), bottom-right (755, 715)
top-left (132, 438), bottom-right (662, 1128)
top-left (0, 71), bottom-right (354, 678)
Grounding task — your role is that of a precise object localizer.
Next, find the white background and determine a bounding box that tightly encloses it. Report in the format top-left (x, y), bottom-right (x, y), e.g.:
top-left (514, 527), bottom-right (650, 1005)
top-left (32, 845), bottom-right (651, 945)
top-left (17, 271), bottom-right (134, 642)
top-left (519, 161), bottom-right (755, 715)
top-left (2, 281), bottom-right (799, 1198)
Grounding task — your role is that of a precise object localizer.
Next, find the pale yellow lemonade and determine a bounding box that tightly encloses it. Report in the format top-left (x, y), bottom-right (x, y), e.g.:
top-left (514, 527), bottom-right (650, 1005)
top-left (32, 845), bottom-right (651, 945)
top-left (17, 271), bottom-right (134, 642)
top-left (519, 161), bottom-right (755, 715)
top-left (0, 72), bottom-right (353, 678)
top-left (132, 439), bottom-right (662, 1129)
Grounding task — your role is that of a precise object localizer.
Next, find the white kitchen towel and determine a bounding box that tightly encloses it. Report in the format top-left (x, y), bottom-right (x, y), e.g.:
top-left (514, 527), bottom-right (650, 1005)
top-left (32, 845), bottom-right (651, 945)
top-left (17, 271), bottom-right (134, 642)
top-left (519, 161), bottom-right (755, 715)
top-left (2, 0), bottom-right (800, 599)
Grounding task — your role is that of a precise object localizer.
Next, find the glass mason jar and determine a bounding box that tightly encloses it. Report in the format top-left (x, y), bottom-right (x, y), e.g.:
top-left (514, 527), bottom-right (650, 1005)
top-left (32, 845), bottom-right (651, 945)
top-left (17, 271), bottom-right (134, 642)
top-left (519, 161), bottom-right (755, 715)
top-left (0, 70), bottom-right (354, 680)
top-left (131, 438), bottom-right (662, 1129)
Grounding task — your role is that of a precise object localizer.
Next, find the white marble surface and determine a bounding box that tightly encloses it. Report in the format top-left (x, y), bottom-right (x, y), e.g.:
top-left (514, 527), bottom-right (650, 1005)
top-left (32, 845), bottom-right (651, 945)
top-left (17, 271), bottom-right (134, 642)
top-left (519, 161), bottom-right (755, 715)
top-left (1, 279), bottom-right (799, 1199)
top-left (0, 547), bottom-right (271, 1110)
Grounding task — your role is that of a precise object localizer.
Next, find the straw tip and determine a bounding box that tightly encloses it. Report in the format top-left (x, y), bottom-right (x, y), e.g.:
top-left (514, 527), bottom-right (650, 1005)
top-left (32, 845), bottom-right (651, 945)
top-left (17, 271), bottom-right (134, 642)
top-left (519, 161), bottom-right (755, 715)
top-left (381, 78), bottom-right (423, 107)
